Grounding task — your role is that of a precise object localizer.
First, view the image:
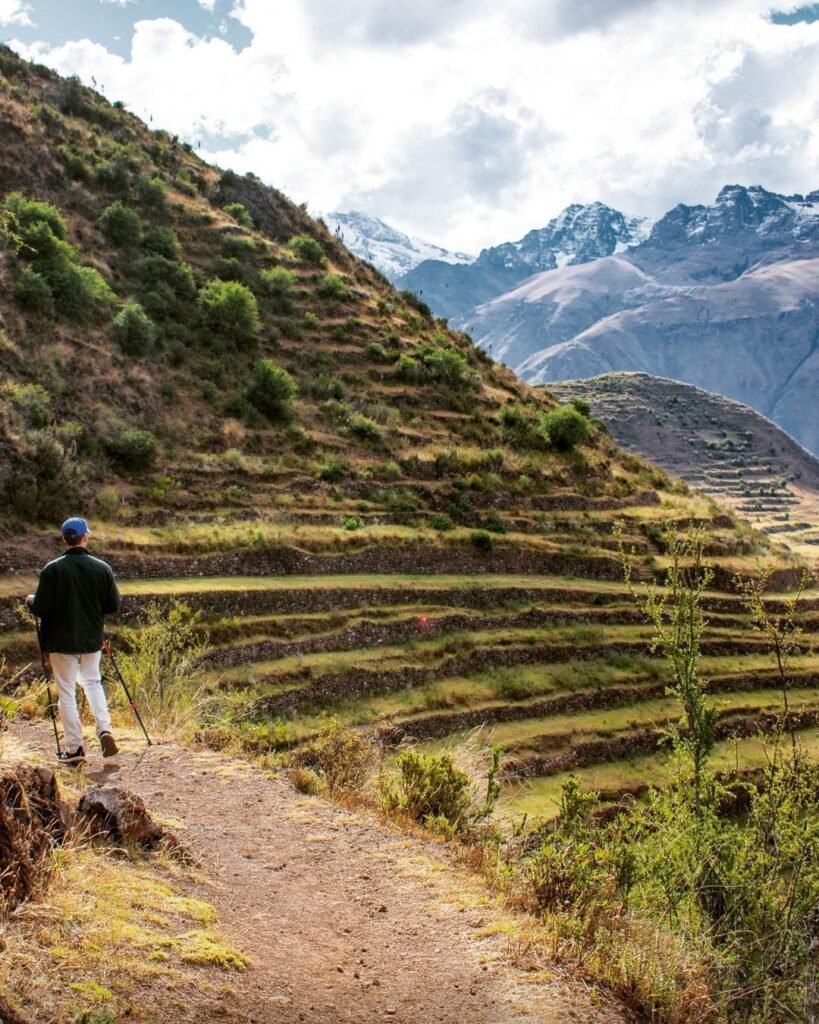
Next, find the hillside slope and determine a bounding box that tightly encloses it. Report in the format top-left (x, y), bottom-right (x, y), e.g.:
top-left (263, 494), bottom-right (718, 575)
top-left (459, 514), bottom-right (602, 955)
top-left (549, 372), bottom-right (819, 561)
top-left (0, 43), bottom-right (676, 551)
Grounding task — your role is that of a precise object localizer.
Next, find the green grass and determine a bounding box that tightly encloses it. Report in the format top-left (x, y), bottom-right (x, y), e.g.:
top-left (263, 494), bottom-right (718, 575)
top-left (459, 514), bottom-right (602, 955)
top-left (502, 725), bottom-right (819, 821)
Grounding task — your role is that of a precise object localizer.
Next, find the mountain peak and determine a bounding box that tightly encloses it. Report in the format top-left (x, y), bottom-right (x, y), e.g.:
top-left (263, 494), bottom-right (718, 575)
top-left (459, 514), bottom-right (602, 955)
top-left (323, 211), bottom-right (473, 279)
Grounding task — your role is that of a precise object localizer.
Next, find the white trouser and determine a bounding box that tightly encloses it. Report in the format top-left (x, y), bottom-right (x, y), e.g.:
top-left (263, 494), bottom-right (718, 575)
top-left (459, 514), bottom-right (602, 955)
top-left (49, 651), bottom-right (113, 752)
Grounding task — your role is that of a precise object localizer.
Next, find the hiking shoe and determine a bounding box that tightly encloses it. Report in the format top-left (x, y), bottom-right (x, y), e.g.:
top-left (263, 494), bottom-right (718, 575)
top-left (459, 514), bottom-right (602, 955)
top-left (57, 747), bottom-right (86, 765)
top-left (99, 732), bottom-right (119, 757)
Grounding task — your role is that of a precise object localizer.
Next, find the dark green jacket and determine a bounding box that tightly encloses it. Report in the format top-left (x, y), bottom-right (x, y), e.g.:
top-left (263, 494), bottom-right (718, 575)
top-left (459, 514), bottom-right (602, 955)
top-left (30, 548), bottom-right (121, 653)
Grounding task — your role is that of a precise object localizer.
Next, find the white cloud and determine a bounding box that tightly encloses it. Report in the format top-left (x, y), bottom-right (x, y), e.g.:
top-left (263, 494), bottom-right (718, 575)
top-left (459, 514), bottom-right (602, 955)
top-left (9, 0), bottom-right (819, 251)
top-left (0, 0), bottom-right (32, 26)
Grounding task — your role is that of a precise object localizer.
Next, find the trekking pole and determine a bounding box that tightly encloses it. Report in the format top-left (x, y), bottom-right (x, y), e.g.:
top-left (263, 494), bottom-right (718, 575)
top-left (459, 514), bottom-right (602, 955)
top-left (33, 616), bottom-right (62, 756)
top-left (102, 639), bottom-right (152, 746)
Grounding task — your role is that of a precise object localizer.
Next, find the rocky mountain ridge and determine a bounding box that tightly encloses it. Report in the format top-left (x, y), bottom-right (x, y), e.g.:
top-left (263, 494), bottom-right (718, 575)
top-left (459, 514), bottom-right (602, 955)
top-left (322, 210), bottom-right (473, 280)
top-left (395, 201), bottom-right (651, 320)
top-left (457, 185), bottom-right (819, 456)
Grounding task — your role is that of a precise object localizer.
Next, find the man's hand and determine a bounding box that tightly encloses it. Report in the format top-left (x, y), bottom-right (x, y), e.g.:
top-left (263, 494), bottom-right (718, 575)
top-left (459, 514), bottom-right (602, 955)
top-left (25, 594), bottom-right (35, 609)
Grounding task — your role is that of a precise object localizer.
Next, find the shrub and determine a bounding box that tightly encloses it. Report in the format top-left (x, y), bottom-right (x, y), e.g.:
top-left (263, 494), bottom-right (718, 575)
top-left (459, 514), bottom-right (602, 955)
top-left (541, 405), bottom-right (591, 451)
top-left (244, 359), bottom-right (297, 420)
top-left (569, 396), bottom-right (591, 417)
top-left (50, 264), bottom-right (116, 322)
top-left (221, 235), bottom-right (256, 261)
top-left (394, 354), bottom-right (420, 383)
top-left (112, 303), bottom-right (156, 357)
top-left (288, 723), bottom-right (374, 794)
top-left (318, 273), bottom-right (349, 302)
top-left (8, 383), bottom-right (51, 428)
top-left (259, 267), bottom-right (296, 311)
top-left (2, 426), bottom-right (89, 522)
top-left (3, 192), bottom-right (67, 241)
top-left (287, 234), bottom-right (326, 266)
top-left (499, 403), bottom-right (528, 430)
top-left (105, 427), bottom-right (157, 471)
top-left (136, 175), bottom-right (167, 213)
top-left (223, 202), bottom-right (253, 228)
top-left (469, 530), bottom-right (493, 553)
top-left (381, 750), bottom-right (471, 831)
top-left (399, 289), bottom-right (432, 319)
top-left (343, 515), bottom-right (362, 531)
top-left (418, 345), bottom-right (474, 388)
top-left (13, 266), bottom-right (54, 315)
top-left (347, 413), bottom-right (384, 444)
top-left (317, 457), bottom-right (346, 483)
top-left (365, 342), bottom-right (392, 363)
top-left (428, 513), bottom-right (454, 531)
top-left (115, 600), bottom-right (208, 732)
top-left (198, 278), bottom-right (259, 349)
top-left (98, 201), bottom-right (142, 248)
top-left (94, 157), bottom-right (131, 194)
top-left (143, 224), bottom-right (180, 258)
top-left (4, 193), bottom-right (115, 321)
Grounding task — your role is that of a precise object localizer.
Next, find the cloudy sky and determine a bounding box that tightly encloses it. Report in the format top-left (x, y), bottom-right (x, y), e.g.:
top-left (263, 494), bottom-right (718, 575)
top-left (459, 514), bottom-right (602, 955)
top-left (2, 0), bottom-right (819, 252)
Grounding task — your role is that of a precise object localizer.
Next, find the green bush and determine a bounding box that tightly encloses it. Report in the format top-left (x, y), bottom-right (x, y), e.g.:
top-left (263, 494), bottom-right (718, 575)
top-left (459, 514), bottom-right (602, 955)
top-left (3, 192), bottom-right (68, 241)
top-left (4, 192), bottom-right (115, 321)
top-left (317, 457), bottom-right (346, 482)
top-left (198, 278), bottom-right (259, 349)
top-left (105, 428), bottom-right (157, 471)
top-left (50, 264), bottom-right (116, 322)
top-left (221, 235), bottom-right (256, 261)
top-left (428, 513), bottom-right (454, 531)
top-left (1, 426), bottom-right (89, 523)
top-left (259, 266), bottom-right (296, 312)
top-left (136, 175), bottom-right (167, 213)
top-left (244, 359), bottom-right (297, 420)
top-left (541, 405), bottom-right (591, 451)
top-left (381, 750), bottom-right (471, 831)
top-left (399, 289), bottom-right (432, 319)
top-left (469, 530), bottom-right (493, 553)
top-left (343, 515), bottom-right (363, 531)
top-left (418, 344), bottom-right (473, 388)
top-left (287, 234), bottom-right (325, 266)
top-left (318, 273), bottom-right (349, 302)
top-left (13, 266), bottom-right (54, 315)
top-left (143, 224), bottom-right (180, 258)
top-left (569, 396), bottom-right (591, 417)
top-left (8, 383), bottom-right (51, 428)
top-left (112, 303), bottom-right (156, 357)
top-left (94, 158), bottom-right (131, 194)
top-left (347, 413), bottom-right (384, 444)
top-left (394, 354), bottom-right (420, 383)
top-left (98, 201), bottom-right (142, 248)
top-left (223, 202), bottom-right (253, 228)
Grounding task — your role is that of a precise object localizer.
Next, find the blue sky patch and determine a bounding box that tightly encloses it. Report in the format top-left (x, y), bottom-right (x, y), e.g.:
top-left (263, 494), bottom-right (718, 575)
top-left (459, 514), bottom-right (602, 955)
top-left (3, 1), bottom-right (252, 58)
top-left (769, 3), bottom-right (819, 24)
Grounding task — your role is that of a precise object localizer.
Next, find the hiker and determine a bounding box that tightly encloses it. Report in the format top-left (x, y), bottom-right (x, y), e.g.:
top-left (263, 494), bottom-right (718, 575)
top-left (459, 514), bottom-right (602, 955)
top-left (26, 517), bottom-right (121, 764)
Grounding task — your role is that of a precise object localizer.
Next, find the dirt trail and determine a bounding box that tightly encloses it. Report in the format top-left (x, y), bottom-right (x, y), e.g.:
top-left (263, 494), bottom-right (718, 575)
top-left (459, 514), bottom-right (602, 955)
top-left (9, 722), bottom-right (628, 1024)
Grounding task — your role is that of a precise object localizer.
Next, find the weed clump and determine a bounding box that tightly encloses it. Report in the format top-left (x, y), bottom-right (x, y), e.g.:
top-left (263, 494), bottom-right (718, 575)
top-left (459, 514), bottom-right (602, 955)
top-left (288, 723), bottom-right (375, 794)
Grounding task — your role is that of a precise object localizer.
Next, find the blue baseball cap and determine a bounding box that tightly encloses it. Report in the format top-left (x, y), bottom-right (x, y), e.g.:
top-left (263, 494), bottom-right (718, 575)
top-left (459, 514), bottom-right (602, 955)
top-left (61, 517), bottom-right (91, 541)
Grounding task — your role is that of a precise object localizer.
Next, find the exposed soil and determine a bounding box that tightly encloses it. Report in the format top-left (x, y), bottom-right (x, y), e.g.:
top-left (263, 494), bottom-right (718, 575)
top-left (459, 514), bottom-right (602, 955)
top-left (9, 722), bottom-right (629, 1024)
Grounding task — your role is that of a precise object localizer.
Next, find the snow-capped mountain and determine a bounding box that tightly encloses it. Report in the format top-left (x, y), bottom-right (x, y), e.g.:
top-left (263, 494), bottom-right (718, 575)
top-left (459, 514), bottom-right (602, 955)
top-left (395, 202), bottom-right (652, 321)
top-left (459, 185), bottom-right (819, 456)
top-left (322, 211), bottom-right (473, 280)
